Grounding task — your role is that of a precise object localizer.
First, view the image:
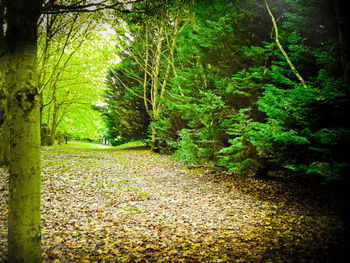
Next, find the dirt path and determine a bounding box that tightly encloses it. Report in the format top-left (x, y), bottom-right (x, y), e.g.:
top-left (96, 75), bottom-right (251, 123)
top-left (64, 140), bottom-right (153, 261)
top-left (0, 142), bottom-right (346, 262)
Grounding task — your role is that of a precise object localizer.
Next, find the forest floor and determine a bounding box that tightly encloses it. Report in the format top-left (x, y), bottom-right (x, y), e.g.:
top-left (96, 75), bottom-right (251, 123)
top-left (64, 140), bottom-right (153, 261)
top-left (0, 141), bottom-right (348, 262)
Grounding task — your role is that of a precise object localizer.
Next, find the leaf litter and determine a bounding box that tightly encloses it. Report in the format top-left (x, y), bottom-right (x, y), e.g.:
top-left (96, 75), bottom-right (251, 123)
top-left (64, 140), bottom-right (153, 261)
top-left (0, 143), bottom-right (347, 262)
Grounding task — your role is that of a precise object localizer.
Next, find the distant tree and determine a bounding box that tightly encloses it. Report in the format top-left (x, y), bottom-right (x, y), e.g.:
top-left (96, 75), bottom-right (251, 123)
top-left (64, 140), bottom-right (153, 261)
top-left (105, 0), bottom-right (189, 150)
top-left (38, 10), bottom-right (95, 145)
top-left (104, 56), bottom-right (150, 143)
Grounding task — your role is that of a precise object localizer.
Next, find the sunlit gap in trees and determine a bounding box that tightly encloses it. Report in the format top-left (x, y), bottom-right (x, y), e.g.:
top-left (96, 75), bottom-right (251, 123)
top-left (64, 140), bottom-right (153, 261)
top-left (37, 9), bottom-right (120, 142)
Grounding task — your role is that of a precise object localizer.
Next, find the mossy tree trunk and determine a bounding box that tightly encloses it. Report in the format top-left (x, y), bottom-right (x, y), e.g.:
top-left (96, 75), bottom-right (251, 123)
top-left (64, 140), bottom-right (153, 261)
top-left (4, 0), bottom-right (43, 262)
top-left (0, 78), bottom-right (8, 166)
top-left (0, 110), bottom-right (9, 165)
top-left (40, 123), bottom-right (51, 146)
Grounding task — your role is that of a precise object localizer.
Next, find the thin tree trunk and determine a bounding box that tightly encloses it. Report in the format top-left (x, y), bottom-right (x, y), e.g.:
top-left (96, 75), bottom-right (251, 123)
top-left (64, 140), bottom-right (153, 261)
top-left (50, 100), bottom-right (59, 145)
top-left (151, 18), bottom-right (165, 120)
top-left (5, 0), bottom-right (43, 261)
top-left (143, 23), bottom-right (153, 121)
top-left (150, 19), bottom-right (165, 150)
top-left (151, 126), bottom-right (159, 152)
top-left (265, 0), bottom-right (308, 89)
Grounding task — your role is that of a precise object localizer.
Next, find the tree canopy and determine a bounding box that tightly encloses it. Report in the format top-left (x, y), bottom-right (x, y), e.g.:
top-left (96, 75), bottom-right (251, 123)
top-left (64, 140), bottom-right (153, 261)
top-left (1, 0), bottom-right (349, 261)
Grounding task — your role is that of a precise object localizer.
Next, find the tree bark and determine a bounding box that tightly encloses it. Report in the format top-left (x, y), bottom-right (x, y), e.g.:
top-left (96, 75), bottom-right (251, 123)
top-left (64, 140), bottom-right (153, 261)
top-left (0, 68), bottom-right (9, 165)
top-left (0, 0), bottom-right (9, 165)
top-left (4, 0), bottom-right (43, 261)
top-left (0, 114), bottom-right (10, 165)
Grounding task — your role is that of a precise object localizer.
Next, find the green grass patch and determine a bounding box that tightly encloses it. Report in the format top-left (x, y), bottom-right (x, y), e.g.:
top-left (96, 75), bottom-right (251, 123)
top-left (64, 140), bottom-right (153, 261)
top-left (68, 141), bottom-right (112, 150)
top-left (42, 140), bottom-right (112, 150)
top-left (47, 140), bottom-right (144, 151)
top-left (43, 141), bottom-right (144, 155)
top-left (112, 140), bottom-right (144, 149)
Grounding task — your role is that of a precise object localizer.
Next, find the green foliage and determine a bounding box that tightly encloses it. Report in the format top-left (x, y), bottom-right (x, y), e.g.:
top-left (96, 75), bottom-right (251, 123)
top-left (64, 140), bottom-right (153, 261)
top-left (219, 109), bottom-right (261, 175)
top-left (215, 0), bottom-right (347, 182)
top-left (39, 20), bottom-right (115, 141)
top-left (171, 129), bottom-right (202, 164)
top-left (152, 0), bottom-right (268, 160)
top-left (102, 50), bottom-right (150, 143)
top-left (104, 0), bottom-right (350, 182)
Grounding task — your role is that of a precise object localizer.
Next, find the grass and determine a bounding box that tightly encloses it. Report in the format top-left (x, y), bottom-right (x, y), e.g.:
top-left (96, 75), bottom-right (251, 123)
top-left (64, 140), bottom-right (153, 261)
top-left (45, 140), bottom-right (145, 151)
top-left (62, 141), bottom-right (112, 150)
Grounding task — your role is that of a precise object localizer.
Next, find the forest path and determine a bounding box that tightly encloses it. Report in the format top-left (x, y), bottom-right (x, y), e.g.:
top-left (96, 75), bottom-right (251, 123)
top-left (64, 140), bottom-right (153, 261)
top-left (0, 142), bottom-right (346, 262)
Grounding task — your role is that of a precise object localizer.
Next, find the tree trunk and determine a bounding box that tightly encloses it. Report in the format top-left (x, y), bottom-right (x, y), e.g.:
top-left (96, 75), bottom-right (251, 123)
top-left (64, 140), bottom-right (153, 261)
top-left (57, 130), bottom-right (64, 145)
top-left (333, 0), bottom-right (350, 85)
top-left (0, 1), bottom-right (8, 165)
top-left (0, 74), bottom-right (9, 165)
top-left (50, 101), bottom-right (59, 146)
top-left (151, 126), bottom-right (159, 152)
top-left (4, 0), bottom-right (43, 261)
top-left (0, 116), bottom-right (10, 165)
top-left (41, 123), bottom-right (51, 146)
